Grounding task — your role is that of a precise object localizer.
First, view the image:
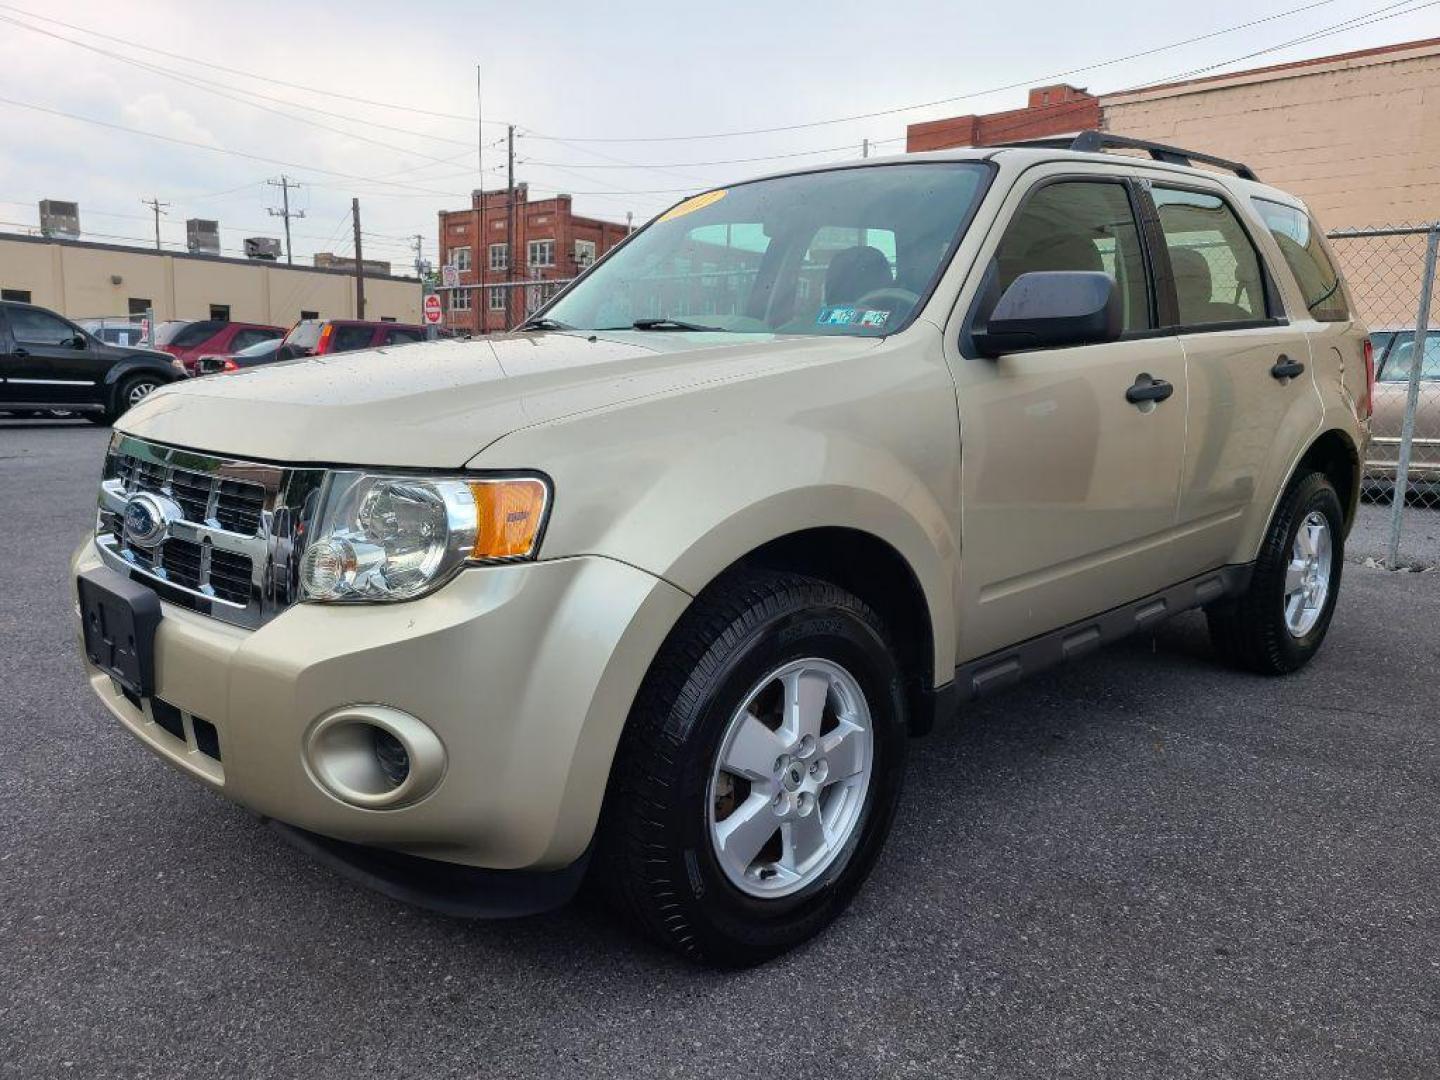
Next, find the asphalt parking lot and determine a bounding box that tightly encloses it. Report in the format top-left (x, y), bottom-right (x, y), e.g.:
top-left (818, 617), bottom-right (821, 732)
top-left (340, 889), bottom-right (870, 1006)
top-left (3, 418), bottom-right (1439, 1079)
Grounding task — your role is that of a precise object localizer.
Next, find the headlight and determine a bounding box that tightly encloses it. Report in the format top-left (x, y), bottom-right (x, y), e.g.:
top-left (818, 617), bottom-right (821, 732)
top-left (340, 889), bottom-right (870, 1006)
top-left (298, 471), bottom-right (550, 603)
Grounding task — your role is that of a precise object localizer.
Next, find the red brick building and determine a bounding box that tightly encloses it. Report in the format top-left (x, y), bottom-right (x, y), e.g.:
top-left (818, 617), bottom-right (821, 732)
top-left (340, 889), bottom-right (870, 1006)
top-left (906, 84), bottom-right (1100, 152)
top-left (437, 184), bottom-right (630, 333)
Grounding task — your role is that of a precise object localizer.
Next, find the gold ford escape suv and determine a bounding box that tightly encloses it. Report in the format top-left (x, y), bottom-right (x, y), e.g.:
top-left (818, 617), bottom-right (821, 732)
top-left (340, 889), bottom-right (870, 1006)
top-left (72, 133), bottom-right (1371, 967)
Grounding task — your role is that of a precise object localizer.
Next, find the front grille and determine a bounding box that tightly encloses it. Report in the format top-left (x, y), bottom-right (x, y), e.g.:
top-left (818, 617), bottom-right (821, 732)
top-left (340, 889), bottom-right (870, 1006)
top-left (94, 435), bottom-right (325, 628)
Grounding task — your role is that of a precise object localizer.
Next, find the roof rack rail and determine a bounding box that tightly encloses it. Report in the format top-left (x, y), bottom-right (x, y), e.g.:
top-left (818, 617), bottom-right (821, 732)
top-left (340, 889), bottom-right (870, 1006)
top-left (995, 130), bottom-right (1259, 181)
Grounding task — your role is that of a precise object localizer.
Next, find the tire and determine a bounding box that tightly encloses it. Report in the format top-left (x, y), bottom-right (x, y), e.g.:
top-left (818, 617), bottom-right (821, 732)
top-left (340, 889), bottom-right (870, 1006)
top-left (111, 374), bottom-right (163, 421)
top-left (597, 570), bottom-right (908, 967)
top-left (1207, 471), bottom-right (1344, 674)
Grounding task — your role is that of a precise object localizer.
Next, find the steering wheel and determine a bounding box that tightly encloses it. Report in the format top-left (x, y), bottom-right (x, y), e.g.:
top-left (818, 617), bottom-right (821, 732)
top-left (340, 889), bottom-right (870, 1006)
top-left (852, 287), bottom-right (920, 314)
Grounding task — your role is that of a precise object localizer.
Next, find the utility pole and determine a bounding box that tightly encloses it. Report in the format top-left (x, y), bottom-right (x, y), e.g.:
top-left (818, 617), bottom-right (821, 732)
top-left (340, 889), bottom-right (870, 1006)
top-left (352, 197), bottom-right (365, 319)
top-left (140, 197), bottom-right (169, 251)
top-left (862, 138), bottom-right (870, 159)
top-left (476, 63), bottom-right (486, 333)
top-left (505, 123), bottom-right (515, 330)
top-left (266, 175), bottom-right (305, 265)
top-left (410, 234), bottom-right (426, 279)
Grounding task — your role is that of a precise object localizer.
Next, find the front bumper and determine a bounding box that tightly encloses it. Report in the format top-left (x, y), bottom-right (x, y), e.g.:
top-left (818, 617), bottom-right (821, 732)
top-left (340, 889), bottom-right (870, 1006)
top-left (72, 538), bottom-right (690, 873)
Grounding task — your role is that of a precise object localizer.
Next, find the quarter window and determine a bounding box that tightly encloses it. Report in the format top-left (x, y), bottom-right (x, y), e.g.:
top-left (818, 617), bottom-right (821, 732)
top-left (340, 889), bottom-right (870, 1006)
top-left (1252, 198), bottom-right (1348, 322)
top-left (993, 181), bottom-right (1151, 332)
top-left (1152, 187), bottom-right (1267, 326)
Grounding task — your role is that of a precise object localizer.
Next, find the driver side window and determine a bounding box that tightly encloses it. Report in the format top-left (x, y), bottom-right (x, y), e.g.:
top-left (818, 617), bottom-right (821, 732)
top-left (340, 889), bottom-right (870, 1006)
top-left (10, 306), bottom-right (82, 346)
top-left (993, 180), bottom-right (1151, 333)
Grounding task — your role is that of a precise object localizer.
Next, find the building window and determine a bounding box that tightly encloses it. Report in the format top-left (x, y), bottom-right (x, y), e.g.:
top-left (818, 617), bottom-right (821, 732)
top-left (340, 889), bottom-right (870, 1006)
top-left (574, 239), bottom-right (597, 269)
top-left (300, 310), bottom-right (319, 320)
top-left (209, 304), bottom-right (230, 321)
top-left (528, 239), bottom-right (555, 268)
top-left (380, 316), bottom-right (397, 322)
top-left (1, 288), bottom-right (31, 303)
top-left (451, 246), bottom-right (471, 272)
top-left (127, 297), bottom-right (151, 315)
top-left (488, 287), bottom-right (506, 311)
top-left (450, 288), bottom-right (472, 311)
top-left (489, 243), bottom-right (508, 271)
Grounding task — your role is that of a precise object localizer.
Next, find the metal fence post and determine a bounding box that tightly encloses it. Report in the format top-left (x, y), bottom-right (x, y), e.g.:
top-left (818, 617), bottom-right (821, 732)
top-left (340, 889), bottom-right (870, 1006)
top-left (1386, 222), bottom-right (1440, 567)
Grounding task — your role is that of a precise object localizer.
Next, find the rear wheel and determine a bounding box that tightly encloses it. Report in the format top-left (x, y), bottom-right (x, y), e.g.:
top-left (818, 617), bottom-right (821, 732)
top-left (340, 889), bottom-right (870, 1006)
top-left (1207, 471), bottom-right (1344, 674)
top-left (598, 570), bottom-right (907, 967)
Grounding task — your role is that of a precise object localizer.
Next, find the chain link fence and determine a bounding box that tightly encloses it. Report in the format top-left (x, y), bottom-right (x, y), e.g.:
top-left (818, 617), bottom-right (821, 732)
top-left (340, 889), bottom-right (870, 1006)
top-left (1327, 223), bottom-right (1440, 567)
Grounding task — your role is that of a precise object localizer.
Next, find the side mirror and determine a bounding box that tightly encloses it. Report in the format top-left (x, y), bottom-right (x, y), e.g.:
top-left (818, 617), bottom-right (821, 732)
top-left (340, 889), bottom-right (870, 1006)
top-left (69, 333), bottom-right (89, 350)
top-left (973, 271), bottom-right (1122, 358)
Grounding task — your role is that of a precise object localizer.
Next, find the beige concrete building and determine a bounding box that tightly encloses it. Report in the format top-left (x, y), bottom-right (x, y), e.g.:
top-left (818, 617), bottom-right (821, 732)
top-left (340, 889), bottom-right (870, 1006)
top-left (0, 232), bottom-right (421, 324)
top-left (1100, 37), bottom-right (1440, 230)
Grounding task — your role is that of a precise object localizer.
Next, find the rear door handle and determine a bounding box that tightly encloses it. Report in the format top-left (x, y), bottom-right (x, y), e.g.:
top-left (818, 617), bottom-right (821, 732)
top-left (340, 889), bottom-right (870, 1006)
top-left (1126, 373), bottom-right (1174, 405)
top-left (1271, 355), bottom-right (1305, 380)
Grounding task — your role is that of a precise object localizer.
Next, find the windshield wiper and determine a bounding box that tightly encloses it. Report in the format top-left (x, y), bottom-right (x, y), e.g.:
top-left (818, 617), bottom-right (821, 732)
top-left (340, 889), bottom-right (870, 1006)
top-left (629, 317), bottom-right (725, 332)
top-left (518, 317), bottom-right (572, 331)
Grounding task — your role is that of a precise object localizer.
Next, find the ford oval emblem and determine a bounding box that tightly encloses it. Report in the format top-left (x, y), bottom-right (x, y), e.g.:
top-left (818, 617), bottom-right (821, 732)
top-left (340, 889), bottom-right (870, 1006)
top-left (122, 493), bottom-right (173, 549)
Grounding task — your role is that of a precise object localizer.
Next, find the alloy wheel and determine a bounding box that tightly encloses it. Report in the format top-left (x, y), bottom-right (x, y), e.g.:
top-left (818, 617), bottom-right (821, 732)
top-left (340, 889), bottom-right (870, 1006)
top-left (1284, 510), bottom-right (1332, 637)
top-left (707, 657), bottom-right (873, 899)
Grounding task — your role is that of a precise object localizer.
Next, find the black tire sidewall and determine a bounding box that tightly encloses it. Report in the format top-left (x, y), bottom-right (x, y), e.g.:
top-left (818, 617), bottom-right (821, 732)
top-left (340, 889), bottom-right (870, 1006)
top-left (661, 591), bottom-right (906, 959)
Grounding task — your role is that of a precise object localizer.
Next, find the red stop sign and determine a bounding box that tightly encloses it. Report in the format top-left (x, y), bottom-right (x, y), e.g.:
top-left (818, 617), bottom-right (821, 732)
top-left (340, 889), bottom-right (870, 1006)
top-left (423, 294), bottom-right (443, 324)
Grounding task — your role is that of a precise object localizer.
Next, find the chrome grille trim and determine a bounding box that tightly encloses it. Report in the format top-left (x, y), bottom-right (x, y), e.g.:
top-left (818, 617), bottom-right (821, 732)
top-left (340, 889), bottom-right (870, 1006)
top-left (94, 434), bottom-right (327, 628)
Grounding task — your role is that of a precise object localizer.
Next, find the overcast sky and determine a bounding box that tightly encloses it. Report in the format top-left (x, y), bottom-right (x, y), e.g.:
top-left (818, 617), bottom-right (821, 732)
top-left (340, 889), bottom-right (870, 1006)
top-left (0, 0), bottom-right (1435, 274)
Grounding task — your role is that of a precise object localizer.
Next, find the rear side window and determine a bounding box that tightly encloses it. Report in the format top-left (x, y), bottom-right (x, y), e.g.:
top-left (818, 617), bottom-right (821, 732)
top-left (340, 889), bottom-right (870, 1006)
top-left (331, 325), bottom-right (375, 352)
top-left (1252, 198), bottom-right (1348, 322)
top-left (1152, 187), bottom-right (1268, 326)
top-left (383, 327), bottom-right (423, 345)
top-left (993, 181), bottom-right (1152, 332)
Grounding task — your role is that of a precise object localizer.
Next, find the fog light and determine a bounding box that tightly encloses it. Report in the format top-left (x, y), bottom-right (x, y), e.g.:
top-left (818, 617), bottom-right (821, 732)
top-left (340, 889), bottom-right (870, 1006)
top-left (303, 705), bottom-right (445, 809)
top-left (372, 726), bottom-right (410, 788)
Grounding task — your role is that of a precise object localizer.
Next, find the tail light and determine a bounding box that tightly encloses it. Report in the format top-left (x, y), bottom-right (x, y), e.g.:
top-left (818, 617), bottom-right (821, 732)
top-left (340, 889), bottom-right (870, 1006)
top-left (1361, 337), bottom-right (1376, 420)
top-left (222, 358), bottom-right (238, 372)
top-left (316, 323), bottom-right (335, 355)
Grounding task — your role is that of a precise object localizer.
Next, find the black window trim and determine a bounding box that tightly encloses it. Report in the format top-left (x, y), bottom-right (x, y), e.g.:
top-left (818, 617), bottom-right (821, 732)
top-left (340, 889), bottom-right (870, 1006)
top-left (1138, 178), bottom-right (1289, 335)
top-left (960, 172), bottom-right (1166, 357)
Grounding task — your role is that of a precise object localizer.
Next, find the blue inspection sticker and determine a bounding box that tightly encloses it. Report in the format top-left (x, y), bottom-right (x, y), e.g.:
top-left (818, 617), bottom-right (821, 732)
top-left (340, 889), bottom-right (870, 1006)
top-left (817, 306), bottom-right (857, 326)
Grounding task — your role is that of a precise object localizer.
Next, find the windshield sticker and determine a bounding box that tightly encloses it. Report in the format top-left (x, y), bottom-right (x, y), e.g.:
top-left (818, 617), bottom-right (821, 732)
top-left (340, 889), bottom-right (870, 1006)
top-left (857, 310), bottom-right (890, 328)
top-left (658, 189), bottom-right (727, 222)
top-left (817, 306), bottom-right (857, 326)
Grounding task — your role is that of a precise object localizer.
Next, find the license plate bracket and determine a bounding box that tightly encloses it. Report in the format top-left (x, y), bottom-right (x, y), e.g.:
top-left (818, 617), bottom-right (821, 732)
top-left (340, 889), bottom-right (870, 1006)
top-left (77, 568), bottom-right (161, 697)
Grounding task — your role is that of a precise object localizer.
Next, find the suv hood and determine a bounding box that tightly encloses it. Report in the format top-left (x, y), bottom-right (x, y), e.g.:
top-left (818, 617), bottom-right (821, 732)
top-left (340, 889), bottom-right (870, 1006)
top-left (118, 331), bottom-right (877, 468)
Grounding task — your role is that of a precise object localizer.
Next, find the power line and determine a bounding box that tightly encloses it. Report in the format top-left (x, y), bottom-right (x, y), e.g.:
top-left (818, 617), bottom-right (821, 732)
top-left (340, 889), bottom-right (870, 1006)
top-left (139, 196), bottom-right (168, 251)
top-left (522, 0), bottom-right (1348, 143)
top-left (0, 1), bottom-right (513, 127)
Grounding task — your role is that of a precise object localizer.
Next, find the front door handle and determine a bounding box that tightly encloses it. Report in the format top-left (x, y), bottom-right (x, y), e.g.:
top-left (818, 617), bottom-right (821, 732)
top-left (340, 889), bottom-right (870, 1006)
top-left (1271, 355), bottom-right (1306, 380)
top-left (1126, 373), bottom-right (1174, 405)
top-left (12, 347), bottom-right (28, 358)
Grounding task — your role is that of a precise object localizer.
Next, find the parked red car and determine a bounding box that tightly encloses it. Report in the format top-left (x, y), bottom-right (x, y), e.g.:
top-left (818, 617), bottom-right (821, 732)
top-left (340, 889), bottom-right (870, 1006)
top-left (154, 320), bottom-right (286, 374)
top-left (281, 319), bottom-right (432, 357)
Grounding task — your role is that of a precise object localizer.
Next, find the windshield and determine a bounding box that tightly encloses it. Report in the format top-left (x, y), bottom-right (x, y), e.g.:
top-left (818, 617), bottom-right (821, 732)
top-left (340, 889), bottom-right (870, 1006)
top-left (283, 320), bottom-right (323, 350)
top-left (236, 337), bottom-right (283, 358)
top-left (542, 163), bottom-right (991, 337)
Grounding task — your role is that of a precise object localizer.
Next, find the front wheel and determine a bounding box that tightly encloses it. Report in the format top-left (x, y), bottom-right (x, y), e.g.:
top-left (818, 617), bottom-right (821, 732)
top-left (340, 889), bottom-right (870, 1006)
top-left (111, 374), bottom-right (163, 420)
top-left (598, 571), bottom-right (908, 967)
top-left (1207, 471), bottom-right (1344, 674)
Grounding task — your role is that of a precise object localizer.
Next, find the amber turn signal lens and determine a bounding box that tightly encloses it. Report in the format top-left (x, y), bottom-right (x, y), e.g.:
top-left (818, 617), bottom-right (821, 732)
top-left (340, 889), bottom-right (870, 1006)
top-left (468, 478), bottom-right (549, 560)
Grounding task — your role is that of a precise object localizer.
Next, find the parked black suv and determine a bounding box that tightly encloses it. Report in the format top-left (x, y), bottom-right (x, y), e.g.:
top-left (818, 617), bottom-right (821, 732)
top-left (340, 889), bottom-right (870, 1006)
top-left (0, 300), bottom-right (184, 423)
